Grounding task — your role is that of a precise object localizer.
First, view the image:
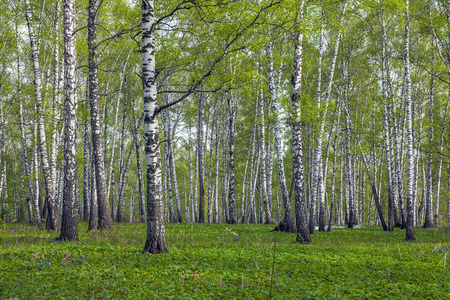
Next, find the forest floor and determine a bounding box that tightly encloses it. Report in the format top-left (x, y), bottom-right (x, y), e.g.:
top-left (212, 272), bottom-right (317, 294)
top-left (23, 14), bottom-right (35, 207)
top-left (0, 222), bottom-right (449, 299)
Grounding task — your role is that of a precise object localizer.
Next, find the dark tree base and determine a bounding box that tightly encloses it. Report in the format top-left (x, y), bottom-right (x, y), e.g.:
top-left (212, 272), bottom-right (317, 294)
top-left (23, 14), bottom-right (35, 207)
top-left (271, 221), bottom-right (295, 233)
top-left (142, 240), bottom-right (168, 254)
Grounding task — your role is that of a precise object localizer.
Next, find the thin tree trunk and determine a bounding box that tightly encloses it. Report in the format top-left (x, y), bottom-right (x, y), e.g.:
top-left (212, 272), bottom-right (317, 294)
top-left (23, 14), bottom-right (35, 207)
top-left (214, 116), bottom-right (221, 223)
top-left (424, 42), bottom-right (435, 229)
top-left (83, 122), bottom-right (91, 222)
top-left (227, 94), bottom-right (237, 224)
top-left (327, 143), bottom-right (337, 232)
top-left (258, 87), bottom-right (271, 224)
top-left (342, 99), bottom-right (388, 231)
top-left (381, 9), bottom-right (395, 232)
top-left (197, 93), bottom-right (205, 223)
top-left (169, 114), bottom-right (182, 223)
top-left (107, 53), bottom-right (131, 205)
top-left (24, 0), bottom-right (57, 231)
top-left (117, 146), bottom-right (134, 223)
top-left (116, 78), bottom-right (129, 223)
top-left (88, 152), bottom-right (99, 231)
top-left (404, 0), bottom-right (415, 241)
top-left (136, 141), bottom-right (145, 223)
top-left (434, 132), bottom-right (444, 226)
top-left (88, 0), bottom-right (112, 230)
top-left (163, 112), bottom-right (175, 222)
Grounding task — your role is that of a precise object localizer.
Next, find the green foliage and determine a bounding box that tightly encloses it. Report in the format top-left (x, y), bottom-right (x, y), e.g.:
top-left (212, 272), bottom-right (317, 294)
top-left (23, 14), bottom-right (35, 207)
top-left (1, 223), bottom-right (449, 299)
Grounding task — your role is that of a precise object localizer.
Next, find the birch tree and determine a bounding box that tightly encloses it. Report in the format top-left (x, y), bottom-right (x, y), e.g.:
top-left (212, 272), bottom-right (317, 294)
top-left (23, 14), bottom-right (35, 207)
top-left (88, 0), bottom-right (113, 230)
top-left (59, 0), bottom-right (78, 241)
top-left (292, 0), bottom-right (311, 244)
top-left (404, 0), bottom-right (415, 241)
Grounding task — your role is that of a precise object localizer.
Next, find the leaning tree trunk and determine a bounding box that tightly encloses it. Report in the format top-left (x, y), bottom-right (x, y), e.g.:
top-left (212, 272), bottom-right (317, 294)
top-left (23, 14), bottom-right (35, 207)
top-left (24, 0), bottom-right (57, 231)
top-left (17, 39), bottom-right (35, 225)
top-left (404, 0), bottom-right (415, 241)
top-left (142, 0), bottom-right (167, 254)
top-left (342, 97), bottom-right (388, 231)
top-left (88, 0), bottom-right (113, 230)
top-left (381, 10), bottom-right (395, 232)
top-left (59, 0), bottom-right (79, 241)
top-left (291, 0), bottom-right (311, 244)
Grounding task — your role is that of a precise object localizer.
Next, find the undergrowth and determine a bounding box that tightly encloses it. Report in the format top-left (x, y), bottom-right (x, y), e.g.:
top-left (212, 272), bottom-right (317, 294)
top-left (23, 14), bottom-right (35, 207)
top-left (0, 222), bottom-right (449, 299)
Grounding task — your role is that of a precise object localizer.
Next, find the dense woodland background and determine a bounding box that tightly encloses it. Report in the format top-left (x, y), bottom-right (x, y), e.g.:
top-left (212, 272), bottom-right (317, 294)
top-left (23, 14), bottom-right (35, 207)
top-left (1, 0), bottom-right (450, 248)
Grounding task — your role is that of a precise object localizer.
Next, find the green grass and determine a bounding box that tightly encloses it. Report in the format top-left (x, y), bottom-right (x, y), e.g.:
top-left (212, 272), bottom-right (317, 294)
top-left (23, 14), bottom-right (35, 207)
top-left (1, 222), bottom-right (449, 299)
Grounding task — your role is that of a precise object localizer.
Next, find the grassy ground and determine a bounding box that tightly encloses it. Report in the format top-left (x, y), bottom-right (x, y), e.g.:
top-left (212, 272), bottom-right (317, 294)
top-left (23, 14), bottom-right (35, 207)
top-left (0, 222), bottom-right (449, 299)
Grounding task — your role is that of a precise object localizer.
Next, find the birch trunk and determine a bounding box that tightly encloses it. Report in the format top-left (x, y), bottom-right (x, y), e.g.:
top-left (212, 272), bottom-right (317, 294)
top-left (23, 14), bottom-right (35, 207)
top-left (188, 129), bottom-right (194, 223)
top-left (258, 88), bottom-right (271, 224)
top-left (342, 99), bottom-right (388, 231)
top-left (404, 0), bottom-right (415, 241)
top-left (214, 121), bottom-right (220, 223)
top-left (88, 0), bottom-right (112, 230)
top-left (424, 45), bottom-right (435, 228)
top-left (116, 80), bottom-right (129, 223)
top-left (107, 53), bottom-right (131, 204)
top-left (88, 152), bottom-right (99, 231)
top-left (266, 128), bottom-right (274, 222)
top-left (227, 95), bottom-right (237, 224)
top-left (142, 0), bottom-right (167, 253)
top-left (163, 112), bottom-right (175, 222)
top-left (381, 10), bottom-right (395, 231)
top-left (327, 143), bottom-right (337, 232)
top-left (197, 93), bottom-right (205, 223)
top-left (135, 140), bottom-right (145, 223)
top-left (24, 0), bottom-right (57, 231)
top-left (435, 132), bottom-right (444, 226)
top-left (16, 30), bottom-right (35, 225)
top-left (240, 117), bottom-right (253, 223)
top-left (169, 115), bottom-right (182, 223)
top-left (207, 106), bottom-right (216, 223)
top-left (292, 0), bottom-right (311, 243)
top-left (267, 42), bottom-right (294, 232)
top-left (83, 122), bottom-right (91, 222)
top-left (59, 0), bottom-right (78, 241)
top-left (345, 118), bottom-right (354, 229)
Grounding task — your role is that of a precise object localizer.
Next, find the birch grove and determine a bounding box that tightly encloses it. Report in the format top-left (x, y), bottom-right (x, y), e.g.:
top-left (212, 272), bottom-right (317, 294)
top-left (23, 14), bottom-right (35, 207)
top-left (1, 0), bottom-right (450, 251)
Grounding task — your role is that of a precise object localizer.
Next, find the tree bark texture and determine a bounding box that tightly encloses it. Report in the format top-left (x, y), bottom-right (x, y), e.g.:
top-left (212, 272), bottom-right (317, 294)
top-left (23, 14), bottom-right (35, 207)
top-left (142, 0), bottom-right (167, 253)
top-left (291, 0), bottom-right (311, 244)
top-left (59, 0), bottom-right (79, 241)
top-left (88, 0), bottom-right (113, 230)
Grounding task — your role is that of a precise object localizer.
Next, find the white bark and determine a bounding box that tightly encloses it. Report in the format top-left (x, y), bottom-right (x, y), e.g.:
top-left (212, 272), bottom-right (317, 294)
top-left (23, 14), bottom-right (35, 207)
top-left (292, 0), bottom-right (311, 243)
top-left (142, 0), bottom-right (167, 253)
top-left (59, 0), bottom-right (79, 241)
top-left (404, 0), bottom-right (415, 241)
